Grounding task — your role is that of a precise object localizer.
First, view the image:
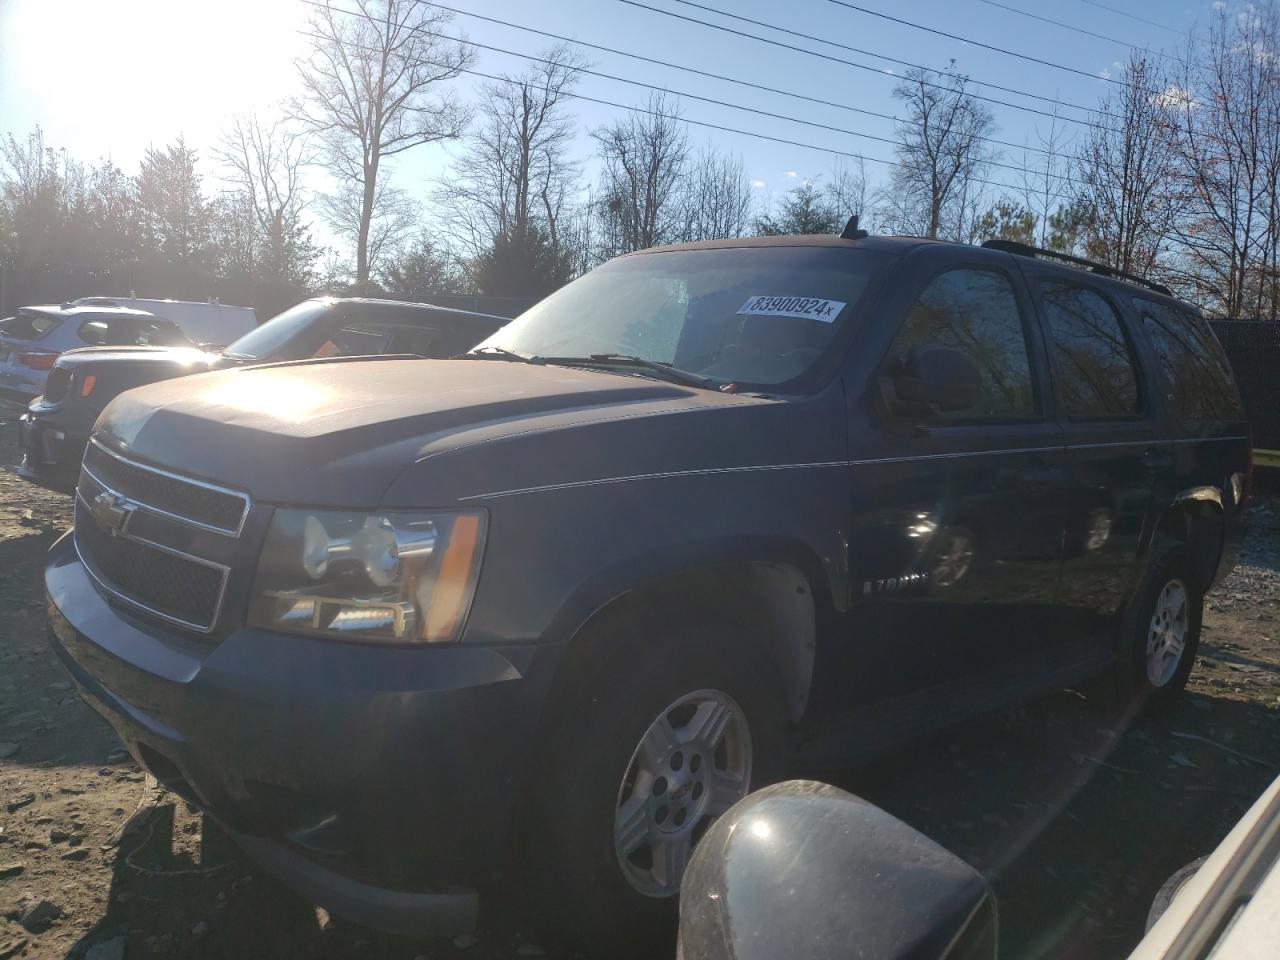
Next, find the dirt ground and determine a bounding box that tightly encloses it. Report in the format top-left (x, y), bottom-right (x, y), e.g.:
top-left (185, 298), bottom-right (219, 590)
top-left (0, 415), bottom-right (1277, 960)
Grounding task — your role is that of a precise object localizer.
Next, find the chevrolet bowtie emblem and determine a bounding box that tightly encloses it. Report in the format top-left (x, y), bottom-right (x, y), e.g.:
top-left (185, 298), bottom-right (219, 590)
top-left (90, 490), bottom-right (135, 536)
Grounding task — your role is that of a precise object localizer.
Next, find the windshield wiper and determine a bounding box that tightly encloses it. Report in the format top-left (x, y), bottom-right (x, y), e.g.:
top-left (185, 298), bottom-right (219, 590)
top-left (542, 354), bottom-right (718, 390)
top-left (455, 345), bottom-right (542, 363)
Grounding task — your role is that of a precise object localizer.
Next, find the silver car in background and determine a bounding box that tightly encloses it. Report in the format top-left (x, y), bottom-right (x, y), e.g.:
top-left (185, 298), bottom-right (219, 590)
top-left (0, 304), bottom-right (191, 406)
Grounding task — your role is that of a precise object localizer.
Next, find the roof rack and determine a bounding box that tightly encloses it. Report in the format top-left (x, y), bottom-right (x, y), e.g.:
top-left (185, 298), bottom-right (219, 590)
top-left (981, 239), bottom-right (1173, 297)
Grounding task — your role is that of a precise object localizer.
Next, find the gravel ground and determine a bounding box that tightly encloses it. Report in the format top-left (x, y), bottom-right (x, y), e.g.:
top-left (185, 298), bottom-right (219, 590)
top-left (0, 415), bottom-right (1277, 960)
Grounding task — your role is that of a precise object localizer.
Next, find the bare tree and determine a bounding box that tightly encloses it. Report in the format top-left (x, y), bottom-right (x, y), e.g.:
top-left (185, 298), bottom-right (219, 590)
top-left (292, 0), bottom-right (472, 287)
top-left (1074, 52), bottom-right (1180, 279)
top-left (215, 114), bottom-right (316, 291)
top-left (439, 46), bottom-right (584, 260)
top-left (1017, 113), bottom-right (1077, 251)
top-left (1172, 3), bottom-right (1280, 318)
top-left (323, 178), bottom-right (418, 280)
top-left (826, 158), bottom-right (868, 223)
top-left (878, 65), bottom-right (997, 240)
top-left (559, 189), bottom-right (599, 278)
top-left (593, 94), bottom-right (690, 257)
top-left (677, 147), bottom-right (753, 242)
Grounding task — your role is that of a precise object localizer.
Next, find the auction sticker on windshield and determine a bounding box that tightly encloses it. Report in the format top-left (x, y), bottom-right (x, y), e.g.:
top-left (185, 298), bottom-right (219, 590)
top-left (737, 296), bottom-right (846, 322)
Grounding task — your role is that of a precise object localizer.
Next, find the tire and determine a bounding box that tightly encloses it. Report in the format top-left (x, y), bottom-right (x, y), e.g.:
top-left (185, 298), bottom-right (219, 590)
top-left (1116, 540), bottom-right (1203, 713)
top-left (524, 611), bottom-right (787, 953)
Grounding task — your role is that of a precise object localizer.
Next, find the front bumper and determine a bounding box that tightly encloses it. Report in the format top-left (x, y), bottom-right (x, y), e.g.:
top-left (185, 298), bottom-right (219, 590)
top-left (17, 406), bottom-right (85, 492)
top-left (45, 532), bottom-right (566, 936)
top-left (0, 384), bottom-right (38, 407)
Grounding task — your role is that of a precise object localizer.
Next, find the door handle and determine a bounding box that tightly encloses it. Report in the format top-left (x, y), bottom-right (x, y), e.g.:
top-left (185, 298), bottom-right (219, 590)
top-left (1142, 446), bottom-right (1165, 475)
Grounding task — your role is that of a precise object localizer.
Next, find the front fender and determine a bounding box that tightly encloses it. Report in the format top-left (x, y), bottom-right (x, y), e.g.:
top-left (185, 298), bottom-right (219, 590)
top-left (538, 533), bottom-right (837, 652)
top-left (459, 466), bottom-right (850, 648)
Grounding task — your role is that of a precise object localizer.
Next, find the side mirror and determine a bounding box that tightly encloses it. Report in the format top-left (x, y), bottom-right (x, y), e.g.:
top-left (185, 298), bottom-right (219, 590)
top-left (880, 344), bottom-right (983, 419)
top-left (678, 781), bottom-right (997, 960)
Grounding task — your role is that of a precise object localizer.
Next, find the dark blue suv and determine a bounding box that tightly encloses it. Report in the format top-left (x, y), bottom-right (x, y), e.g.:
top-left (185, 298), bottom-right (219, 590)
top-left (45, 234), bottom-right (1250, 948)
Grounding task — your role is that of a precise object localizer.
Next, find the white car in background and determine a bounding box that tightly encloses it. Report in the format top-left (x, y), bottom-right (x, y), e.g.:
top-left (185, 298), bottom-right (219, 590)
top-left (71, 296), bottom-right (256, 348)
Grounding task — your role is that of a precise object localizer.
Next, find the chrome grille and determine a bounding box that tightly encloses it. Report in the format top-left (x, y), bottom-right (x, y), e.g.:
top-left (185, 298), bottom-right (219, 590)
top-left (74, 441), bottom-right (249, 633)
top-left (74, 502), bottom-right (227, 629)
top-left (82, 441), bottom-right (249, 535)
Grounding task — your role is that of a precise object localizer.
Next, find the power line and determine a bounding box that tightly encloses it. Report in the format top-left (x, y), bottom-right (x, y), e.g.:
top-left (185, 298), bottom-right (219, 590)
top-left (438, 27), bottom-right (1092, 185)
top-left (1072, 0), bottom-right (1192, 40)
top-left (974, 0), bottom-right (1187, 66)
top-left (617, 0), bottom-right (1123, 132)
top-left (657, 0), bottom-right (1110, 120)
top-left (404, 0), bottom-right (1069, 158)
top-left (295, 12), bottom-right (1081, 207)
top-left (303, 0), bottom-right (1088, 176)
top-left (827, 0), bottom-right (1163, 93)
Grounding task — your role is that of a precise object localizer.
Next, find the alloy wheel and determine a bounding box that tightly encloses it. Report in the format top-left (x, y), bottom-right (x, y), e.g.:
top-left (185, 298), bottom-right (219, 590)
top-left (1146, 578), bottom-right (1189, 688)
top-left (613, 689), bottom-right (752, 898)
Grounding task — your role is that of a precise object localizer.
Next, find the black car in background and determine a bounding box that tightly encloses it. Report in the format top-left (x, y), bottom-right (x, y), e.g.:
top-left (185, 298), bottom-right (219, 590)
top-left (45, 234), bottom-right (1250, 948)
top-left (17, 297), bottom-right (507, 491)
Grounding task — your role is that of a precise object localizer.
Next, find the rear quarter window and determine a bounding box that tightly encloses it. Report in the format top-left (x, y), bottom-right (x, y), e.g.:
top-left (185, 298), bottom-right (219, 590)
top-left (1137, 299), bottom-right (1244, 422)
top-left (1039, 281), bottom-right (1142, 420)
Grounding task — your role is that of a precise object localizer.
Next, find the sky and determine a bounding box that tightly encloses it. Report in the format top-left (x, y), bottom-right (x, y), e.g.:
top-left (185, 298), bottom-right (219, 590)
top-left (0, 0), bottom-right (1218, 254)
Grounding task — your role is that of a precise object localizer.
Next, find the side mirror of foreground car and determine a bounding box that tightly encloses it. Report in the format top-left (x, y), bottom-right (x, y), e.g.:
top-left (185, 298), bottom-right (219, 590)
top-left (678, 781), bottom-right (997, 960)
top-left (880, 343), bottom-right (984, 421)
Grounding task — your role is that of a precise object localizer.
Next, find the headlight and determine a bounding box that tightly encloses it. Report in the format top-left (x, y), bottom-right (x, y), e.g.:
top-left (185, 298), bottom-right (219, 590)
top-left (249, 508), bottom-right (486, 643)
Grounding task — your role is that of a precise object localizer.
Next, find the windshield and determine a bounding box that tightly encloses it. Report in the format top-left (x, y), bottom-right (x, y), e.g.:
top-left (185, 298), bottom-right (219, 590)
top-left (222, 300), bottom-right (333, 360)
top-left (476, 246), bottom-right (886, 388)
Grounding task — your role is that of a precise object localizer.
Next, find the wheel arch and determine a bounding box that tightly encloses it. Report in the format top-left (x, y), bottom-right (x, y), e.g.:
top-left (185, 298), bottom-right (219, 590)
top-left (541, 538), bottom-right (831, 726)
top-left (1148, 487), bottom-right (1226, 593)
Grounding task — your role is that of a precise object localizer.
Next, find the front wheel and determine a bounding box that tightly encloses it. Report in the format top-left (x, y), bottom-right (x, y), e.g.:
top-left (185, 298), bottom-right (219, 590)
top-left (614, 687), bottom-right (755, 898)
top-left (525, 618), bottom-right (786, 951)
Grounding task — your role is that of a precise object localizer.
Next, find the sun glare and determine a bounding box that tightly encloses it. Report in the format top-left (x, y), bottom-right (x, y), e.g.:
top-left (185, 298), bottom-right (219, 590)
top-left (2, 0), bottom-right (306, 158)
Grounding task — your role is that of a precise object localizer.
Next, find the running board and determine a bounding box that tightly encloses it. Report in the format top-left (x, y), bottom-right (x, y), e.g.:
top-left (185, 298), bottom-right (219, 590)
top-left (798, 646), bottom-right (1115, 765)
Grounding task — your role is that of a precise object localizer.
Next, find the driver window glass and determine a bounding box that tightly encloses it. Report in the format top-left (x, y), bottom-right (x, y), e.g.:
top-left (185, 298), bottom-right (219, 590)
top-left (889, 268), bottom-right (1036, 420)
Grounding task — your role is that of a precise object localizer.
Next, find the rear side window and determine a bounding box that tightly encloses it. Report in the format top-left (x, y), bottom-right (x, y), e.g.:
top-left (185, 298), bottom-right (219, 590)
top-left (386, 325), bottom-right (443, 356)
top-left (1039, 282), bottom-right (1141, 419)
top-left (0, 312), bottom-right (60, 340)
top-left (1137, 300), bottom-right (1243, 422)
top-left (314, 324), bottom-right (394, 358)
top-left (79, 321), bottom-right (113, 345)
top-left (78, 318), bottom-right (189, 347)
top-left (135, 321), bottom-right (191, 347)
top-left (888, 267), bottom-right (1036, 419)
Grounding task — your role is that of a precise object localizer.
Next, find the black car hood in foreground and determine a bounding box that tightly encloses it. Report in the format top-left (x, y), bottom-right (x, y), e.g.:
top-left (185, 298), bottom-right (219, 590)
top-left (93, 357), bottom-right (804, 507)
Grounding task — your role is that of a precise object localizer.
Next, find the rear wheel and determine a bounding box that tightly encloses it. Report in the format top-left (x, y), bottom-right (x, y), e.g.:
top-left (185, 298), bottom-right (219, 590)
top-left (525, 615), bottom-right (786, 951)
top-left (1118, 543), bottom-right (1202, 712)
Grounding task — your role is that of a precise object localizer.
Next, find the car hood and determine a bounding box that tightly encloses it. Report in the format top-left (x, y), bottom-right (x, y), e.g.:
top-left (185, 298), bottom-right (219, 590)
top-left (56, 345), bottom-right (216, 370)
top-left (93, 357), bottom-right (780, 506)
